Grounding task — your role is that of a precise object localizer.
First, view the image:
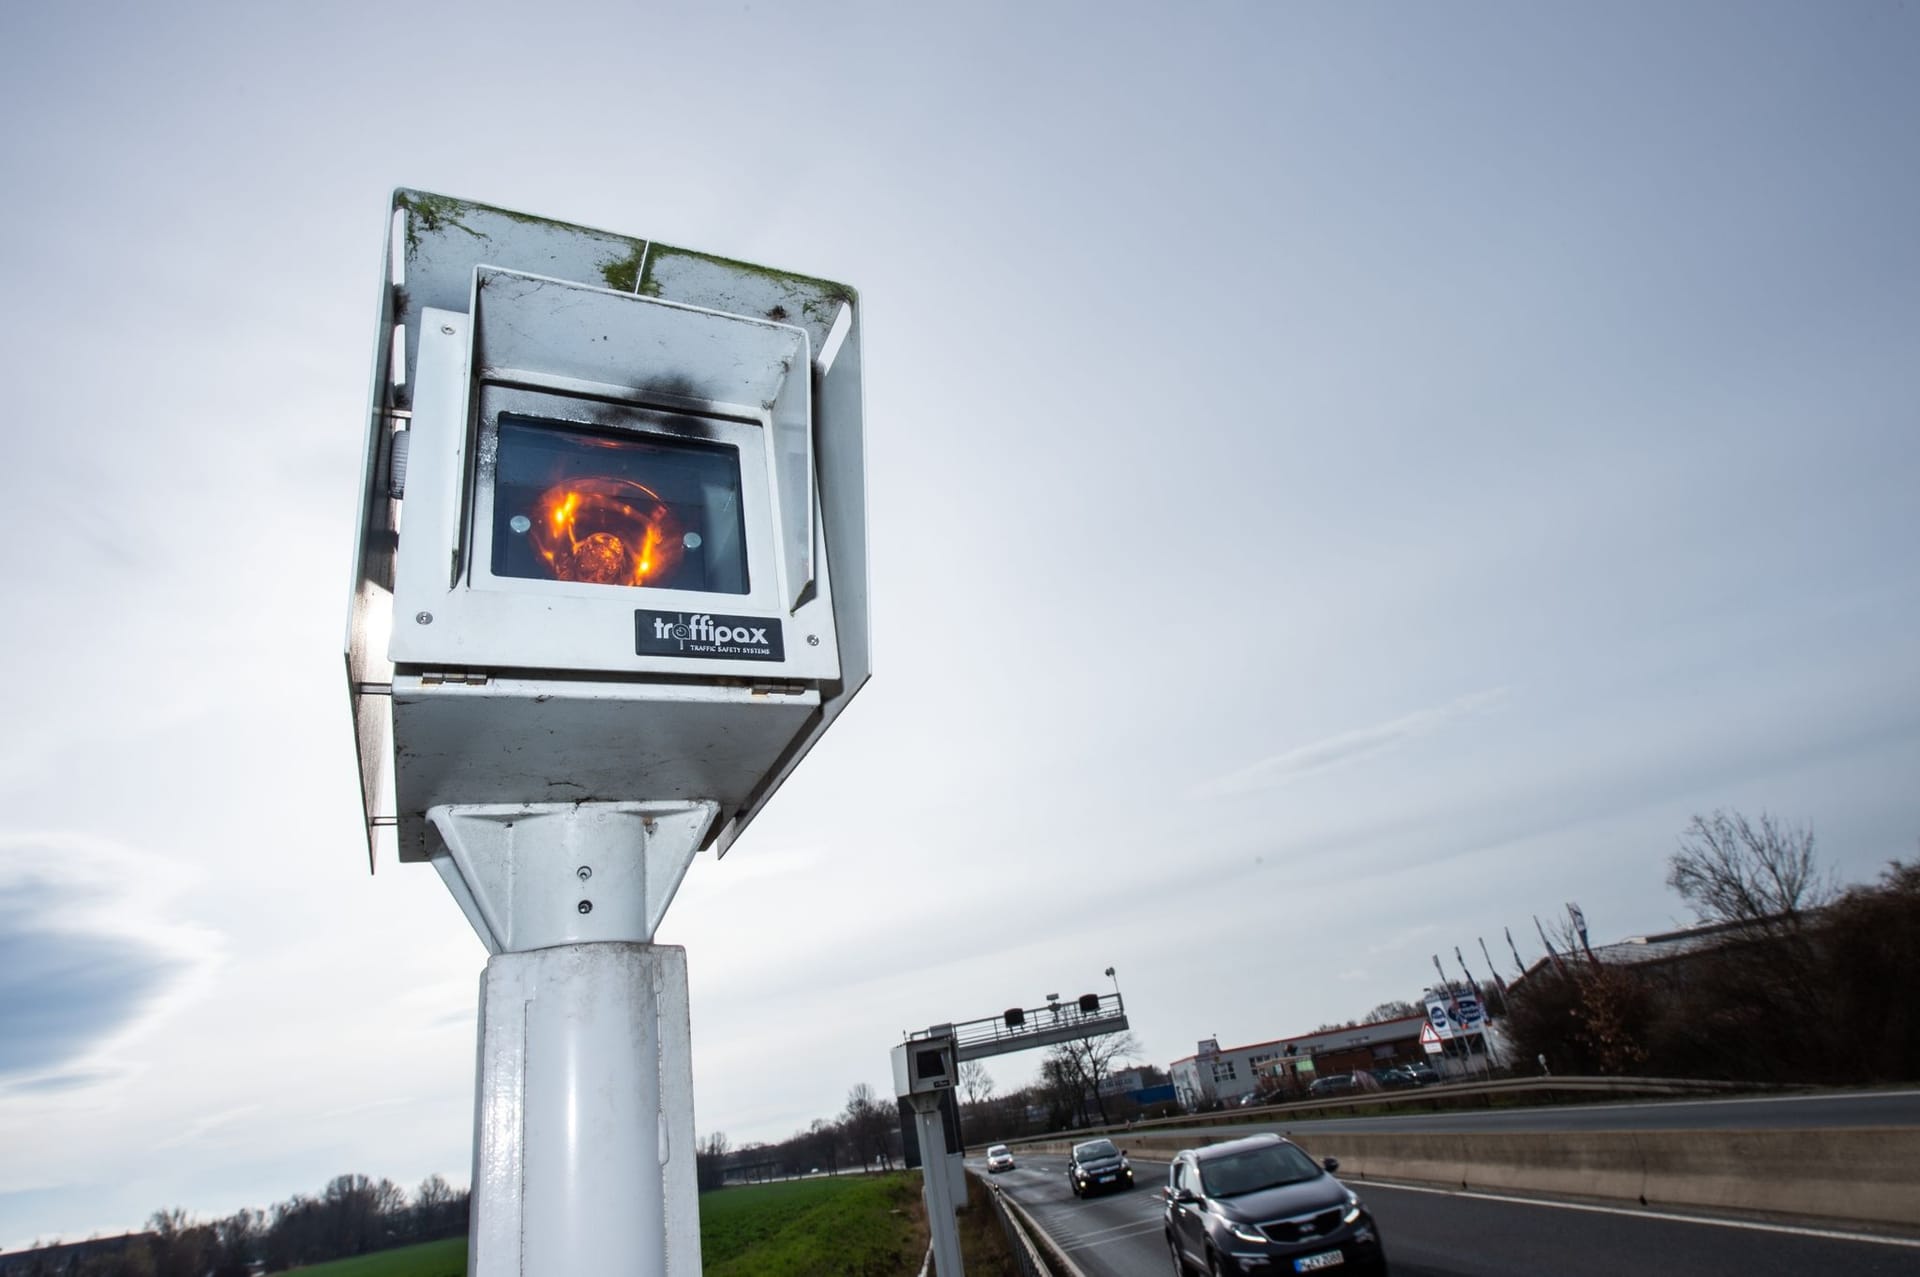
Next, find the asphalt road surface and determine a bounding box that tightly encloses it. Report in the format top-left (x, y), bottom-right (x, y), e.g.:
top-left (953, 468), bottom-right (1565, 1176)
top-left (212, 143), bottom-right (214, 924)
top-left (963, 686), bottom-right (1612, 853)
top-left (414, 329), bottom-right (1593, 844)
top-left (972, 1153), bottom-right (1920, 1277)
top-left (1178, 1086), bottom-right (1920, 1137)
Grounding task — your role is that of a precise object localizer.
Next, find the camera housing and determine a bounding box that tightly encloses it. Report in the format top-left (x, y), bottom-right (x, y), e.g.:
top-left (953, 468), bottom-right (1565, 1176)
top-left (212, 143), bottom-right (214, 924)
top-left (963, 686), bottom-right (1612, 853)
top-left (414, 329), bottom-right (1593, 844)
top-left (345, 192), bottom-right (869, 866)
top-left (892, 1031), bottom-right (958, 1099)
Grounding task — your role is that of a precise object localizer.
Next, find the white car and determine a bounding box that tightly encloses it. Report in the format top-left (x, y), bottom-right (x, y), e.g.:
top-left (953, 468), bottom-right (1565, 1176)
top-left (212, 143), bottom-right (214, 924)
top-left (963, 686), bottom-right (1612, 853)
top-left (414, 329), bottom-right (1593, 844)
top-left (986, 1144), bottom-right (1015, 1173)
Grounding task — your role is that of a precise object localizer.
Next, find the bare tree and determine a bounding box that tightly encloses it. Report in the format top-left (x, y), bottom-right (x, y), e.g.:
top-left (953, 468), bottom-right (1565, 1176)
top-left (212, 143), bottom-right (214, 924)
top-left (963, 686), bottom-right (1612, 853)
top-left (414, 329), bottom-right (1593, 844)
top-left (409, 1175), bottom-right (464, 1241)
top-left (1363, 1000), bottom-right (1420, 1023)
top-left (147, 1209), bottom-right (213, 1277)
top-left (958, 1059), bottom-right (995, 1108)
top-left (842, 1083), bottom-right (895, 1170)
top-left (210, 1207), bottom-right (264, 1276)
top-left (316, 1174), bottom-right (403, 1257)
top-left (1048, 1030), bottom-right (1140, 1126)
top-left (1667, 810), bottom-right (1835, 930)
top-left (806, 1117), bottom-right (840, 1175)
top-left (415, 1175), bottom-right (456, 1210)
top-left (695, 1130), bottom-right (731, 1191)
top-left (1038, 1051), bottom-right (1089, 1127)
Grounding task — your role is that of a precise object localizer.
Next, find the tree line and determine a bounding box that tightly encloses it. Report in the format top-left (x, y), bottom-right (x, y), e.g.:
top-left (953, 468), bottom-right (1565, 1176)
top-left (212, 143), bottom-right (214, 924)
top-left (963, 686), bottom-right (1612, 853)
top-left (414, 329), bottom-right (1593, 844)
top-left (1506, 810), bottom-right (1920, 1083)
top-left (695, 1081), bottom-right (903, 1191)
top-left (2, 1174), bottom-right (469, 1277)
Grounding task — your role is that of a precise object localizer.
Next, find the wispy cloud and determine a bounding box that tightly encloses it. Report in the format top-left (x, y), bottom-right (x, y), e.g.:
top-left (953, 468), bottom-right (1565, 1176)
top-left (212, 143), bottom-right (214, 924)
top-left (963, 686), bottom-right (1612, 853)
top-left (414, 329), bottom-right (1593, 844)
top-left (155, 1104), bottom-right (261, 1150)
top-left (0, 834), bottom-right (222, 1093)
top-left (1188, 689), bottom-right (1510, 800)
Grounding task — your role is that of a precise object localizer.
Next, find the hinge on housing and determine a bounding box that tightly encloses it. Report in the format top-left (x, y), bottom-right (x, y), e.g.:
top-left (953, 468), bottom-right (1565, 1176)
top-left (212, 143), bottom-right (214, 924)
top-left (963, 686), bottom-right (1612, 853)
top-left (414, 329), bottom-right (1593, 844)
top-left (748, 681), bottom-right (808, 698)
top-left (419, 670), bottom-right (491, 687)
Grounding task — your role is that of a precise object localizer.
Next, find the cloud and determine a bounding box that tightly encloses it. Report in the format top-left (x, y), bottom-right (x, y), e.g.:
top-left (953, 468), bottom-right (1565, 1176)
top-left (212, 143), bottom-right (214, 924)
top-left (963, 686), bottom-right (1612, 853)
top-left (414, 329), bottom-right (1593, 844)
top-left (1188, 689), bottom-right (1510, 800)
top-left (155, 1104), bottom-right (262, 1150)
top-left (0, 834), bottom-right (222, 1091)
top-left (0, 904), bottom-right (184, 1077)
top-left (2, 1070), bottom-right (118, 1095)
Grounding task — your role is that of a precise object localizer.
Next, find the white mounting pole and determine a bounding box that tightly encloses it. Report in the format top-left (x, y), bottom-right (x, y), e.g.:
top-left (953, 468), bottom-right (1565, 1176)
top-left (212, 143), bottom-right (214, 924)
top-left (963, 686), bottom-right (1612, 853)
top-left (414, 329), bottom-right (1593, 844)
top-left (909, 1096), bottom-right (963, 1276)
top-left (429, 801), bottom-right (717, 1277)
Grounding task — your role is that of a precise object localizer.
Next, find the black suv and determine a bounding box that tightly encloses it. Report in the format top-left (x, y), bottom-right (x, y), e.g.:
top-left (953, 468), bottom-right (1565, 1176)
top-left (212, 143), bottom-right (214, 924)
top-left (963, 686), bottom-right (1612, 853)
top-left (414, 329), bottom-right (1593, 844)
top-left (1067, 1137), bottom-right (1134, 1197)
top-left (1164, 1134), bottom-right (1388, 1275)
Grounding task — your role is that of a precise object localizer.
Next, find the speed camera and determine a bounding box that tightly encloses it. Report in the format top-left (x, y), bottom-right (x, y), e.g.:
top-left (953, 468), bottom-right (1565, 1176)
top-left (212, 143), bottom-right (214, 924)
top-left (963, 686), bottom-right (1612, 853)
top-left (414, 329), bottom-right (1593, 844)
top-left (892, 1032), bottom-right (957, 1099)
top-left (345, 191), bottom-right (869, 867)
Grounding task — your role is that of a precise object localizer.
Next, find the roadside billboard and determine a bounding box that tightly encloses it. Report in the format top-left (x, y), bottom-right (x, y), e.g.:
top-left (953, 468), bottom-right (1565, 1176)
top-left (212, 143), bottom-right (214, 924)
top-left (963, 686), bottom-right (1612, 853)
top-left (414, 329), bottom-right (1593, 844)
top-left (1425, 988), bottom-right (1485, 1039)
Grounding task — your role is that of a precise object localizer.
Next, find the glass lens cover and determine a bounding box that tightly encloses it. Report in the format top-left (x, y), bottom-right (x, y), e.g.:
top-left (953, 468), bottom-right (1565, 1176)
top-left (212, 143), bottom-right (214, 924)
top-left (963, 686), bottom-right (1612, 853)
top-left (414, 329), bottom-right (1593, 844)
top-left (491, 414), bottom-right (749, 595)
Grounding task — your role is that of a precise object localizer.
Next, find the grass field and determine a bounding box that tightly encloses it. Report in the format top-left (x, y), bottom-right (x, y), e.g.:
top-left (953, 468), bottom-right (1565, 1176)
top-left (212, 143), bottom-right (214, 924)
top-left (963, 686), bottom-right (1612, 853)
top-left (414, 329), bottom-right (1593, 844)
top-left (283, 1237), bottom-right (465, 1276)
top-left (281, 1174), bottom-right (927, 1276)
top-left (702, 1173), bottom-right (926, 1277)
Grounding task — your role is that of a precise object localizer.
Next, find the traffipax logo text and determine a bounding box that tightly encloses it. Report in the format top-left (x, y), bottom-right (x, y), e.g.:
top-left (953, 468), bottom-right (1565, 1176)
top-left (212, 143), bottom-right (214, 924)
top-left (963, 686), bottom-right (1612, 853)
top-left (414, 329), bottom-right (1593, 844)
top-left (635, 609), bottom-right (785, 662)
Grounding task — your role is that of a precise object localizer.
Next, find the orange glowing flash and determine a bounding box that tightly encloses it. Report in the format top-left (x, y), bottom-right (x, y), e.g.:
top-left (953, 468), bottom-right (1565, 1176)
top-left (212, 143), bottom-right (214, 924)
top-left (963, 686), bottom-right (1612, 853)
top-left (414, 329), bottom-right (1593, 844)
top-left (528, 477), bottom-right (684, 587)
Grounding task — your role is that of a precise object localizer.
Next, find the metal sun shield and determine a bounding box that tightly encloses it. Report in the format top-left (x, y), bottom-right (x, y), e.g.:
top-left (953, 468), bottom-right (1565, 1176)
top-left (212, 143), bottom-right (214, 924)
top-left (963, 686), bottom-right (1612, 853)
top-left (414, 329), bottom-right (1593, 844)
top-left (343, 191), bottom-right (870, 871)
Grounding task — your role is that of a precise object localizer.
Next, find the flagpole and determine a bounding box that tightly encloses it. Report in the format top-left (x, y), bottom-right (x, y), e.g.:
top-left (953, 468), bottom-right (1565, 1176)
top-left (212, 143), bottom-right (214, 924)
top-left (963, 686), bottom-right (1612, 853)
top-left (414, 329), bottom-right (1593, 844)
top-left (1504, 926), bottom-right (1528, 982)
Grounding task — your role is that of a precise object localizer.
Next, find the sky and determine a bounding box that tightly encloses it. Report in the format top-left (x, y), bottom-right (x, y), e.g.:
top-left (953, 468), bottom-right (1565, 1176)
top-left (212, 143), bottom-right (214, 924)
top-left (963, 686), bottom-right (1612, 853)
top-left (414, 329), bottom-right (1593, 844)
top-left (2, 0), bottom-right (1917, 1252)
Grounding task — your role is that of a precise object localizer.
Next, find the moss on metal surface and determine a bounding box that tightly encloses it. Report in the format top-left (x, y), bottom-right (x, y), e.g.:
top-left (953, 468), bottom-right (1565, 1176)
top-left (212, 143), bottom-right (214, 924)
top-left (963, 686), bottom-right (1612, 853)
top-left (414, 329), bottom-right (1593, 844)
top-left (641, 244), bottom-right (853, 317)
top-left (598, 243), bottom-right (648, 293)
top-left (398, 190), bottom-right (610, 252)
top-left (395, 191), bottom-right (849, 318)
top-left (397, 192), bottom-right (487, 253)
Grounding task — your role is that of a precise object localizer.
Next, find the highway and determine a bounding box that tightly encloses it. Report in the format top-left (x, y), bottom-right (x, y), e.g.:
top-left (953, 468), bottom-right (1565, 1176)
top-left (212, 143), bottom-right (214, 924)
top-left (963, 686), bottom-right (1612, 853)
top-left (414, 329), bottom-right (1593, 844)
top-left (971, 1152), bottom-right (1920, 1276)
top-left (1162, 1086), bottom-right (1920, 1136)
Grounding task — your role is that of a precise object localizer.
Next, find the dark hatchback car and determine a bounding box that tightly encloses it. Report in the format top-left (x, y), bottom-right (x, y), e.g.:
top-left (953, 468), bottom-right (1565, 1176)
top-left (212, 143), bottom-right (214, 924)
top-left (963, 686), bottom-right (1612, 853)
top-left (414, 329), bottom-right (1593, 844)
top-left (1164, 1134), bottom-right (1387, 1275)
top-left (1307, 1073), bottom-right (1358, 1098)
top-left (1067, 1137), bottom-right (1135, 1197)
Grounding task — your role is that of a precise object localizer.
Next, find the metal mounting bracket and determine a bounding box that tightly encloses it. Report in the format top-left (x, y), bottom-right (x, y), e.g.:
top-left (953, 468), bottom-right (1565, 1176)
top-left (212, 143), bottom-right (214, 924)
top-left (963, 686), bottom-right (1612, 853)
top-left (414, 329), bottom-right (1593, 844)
top-left (427, 800), bottom-right (719, 953)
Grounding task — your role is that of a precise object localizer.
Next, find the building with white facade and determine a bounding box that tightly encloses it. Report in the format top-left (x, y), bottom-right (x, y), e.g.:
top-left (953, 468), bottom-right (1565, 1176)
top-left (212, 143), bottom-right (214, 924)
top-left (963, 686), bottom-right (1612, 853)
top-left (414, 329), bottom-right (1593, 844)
top-left (1168, 1016), bottom-right (1429, 1109)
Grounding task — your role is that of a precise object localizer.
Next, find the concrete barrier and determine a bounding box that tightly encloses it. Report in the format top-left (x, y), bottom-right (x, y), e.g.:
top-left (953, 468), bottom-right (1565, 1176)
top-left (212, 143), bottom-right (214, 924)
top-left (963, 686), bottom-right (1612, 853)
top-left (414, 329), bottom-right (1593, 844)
top-left (1001, 1127), bottom-right (1920, 1229)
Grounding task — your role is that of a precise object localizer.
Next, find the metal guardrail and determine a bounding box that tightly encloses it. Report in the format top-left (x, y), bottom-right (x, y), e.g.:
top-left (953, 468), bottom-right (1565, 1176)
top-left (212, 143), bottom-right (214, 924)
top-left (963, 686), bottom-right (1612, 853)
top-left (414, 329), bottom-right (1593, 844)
top-left (984, 1183), bottom-right (1050, 1277)
top-left (981, 1174), bottom-right (1086, 1277)
top-left (1128, 1074), bottom-right (1755, 1132)
top-left (985, 1074), bottom-right (1762, 1153)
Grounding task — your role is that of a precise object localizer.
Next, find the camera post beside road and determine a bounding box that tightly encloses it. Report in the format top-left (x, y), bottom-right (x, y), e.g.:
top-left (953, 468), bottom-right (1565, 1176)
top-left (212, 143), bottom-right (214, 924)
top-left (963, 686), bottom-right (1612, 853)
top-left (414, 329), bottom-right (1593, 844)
top-left (344, 190), bottom-right (869, 1276)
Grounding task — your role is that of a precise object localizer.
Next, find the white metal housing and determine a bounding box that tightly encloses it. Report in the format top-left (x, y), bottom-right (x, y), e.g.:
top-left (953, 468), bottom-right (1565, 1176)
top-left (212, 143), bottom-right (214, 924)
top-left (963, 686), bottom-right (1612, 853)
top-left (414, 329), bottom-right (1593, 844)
top-left (344, 191), bottom-right (870, 867)
top-left (891, 1036), bottom-right (957, 1098)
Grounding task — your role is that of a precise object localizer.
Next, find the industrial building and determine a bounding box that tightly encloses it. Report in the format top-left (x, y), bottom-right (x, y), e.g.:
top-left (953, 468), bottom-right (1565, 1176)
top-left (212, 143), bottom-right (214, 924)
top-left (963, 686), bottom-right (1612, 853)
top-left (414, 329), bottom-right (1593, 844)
top-left (1168, 1014), bottom-right (1430, 1108)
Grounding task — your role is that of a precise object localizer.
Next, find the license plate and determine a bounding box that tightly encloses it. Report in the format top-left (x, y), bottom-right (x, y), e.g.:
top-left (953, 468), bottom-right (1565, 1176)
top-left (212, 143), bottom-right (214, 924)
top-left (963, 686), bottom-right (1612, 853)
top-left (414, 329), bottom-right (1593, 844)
top-left (1098, 1174), bottom-right (1116, 1182)
top-left (1294, 1252), bottom-right (1344, 1273)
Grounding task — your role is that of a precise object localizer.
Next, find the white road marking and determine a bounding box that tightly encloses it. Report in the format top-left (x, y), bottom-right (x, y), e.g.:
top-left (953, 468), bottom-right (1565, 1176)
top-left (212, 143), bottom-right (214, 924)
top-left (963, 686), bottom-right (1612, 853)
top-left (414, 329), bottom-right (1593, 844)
top-left (1361, 1180), bottom-right (1920, 1250)
top-left (1060, 1221), bottom-right (1166, 1252)
top-left (1047, 1211), bottom-right (1168, 1243)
